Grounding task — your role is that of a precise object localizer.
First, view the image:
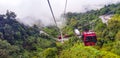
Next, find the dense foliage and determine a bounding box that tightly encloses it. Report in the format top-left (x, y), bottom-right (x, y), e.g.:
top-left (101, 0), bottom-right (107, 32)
top-left (56, 3), bottom-right (120, 58)
top-left (1, 3), bottom-right (120, 58)
top-left (0, 11), bottom-right (56, 58)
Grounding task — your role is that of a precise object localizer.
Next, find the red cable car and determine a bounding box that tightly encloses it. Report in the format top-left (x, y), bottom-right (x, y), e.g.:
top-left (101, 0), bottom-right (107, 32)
top-left (58, 34), bottom-right (70, 39)
top-left (58, 34), bottom-right (71, 42)
top-left (82, 30), bottom-right (97, 46)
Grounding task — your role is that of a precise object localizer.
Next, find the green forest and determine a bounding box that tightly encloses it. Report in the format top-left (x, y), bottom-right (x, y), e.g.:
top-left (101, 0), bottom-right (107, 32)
top-left (0, 3), bottom-right (120, 58)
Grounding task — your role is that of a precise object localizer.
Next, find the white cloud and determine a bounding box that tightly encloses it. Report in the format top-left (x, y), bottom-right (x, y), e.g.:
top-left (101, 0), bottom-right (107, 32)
top-left (0, 0), bottom-right (21, 6)
top-left (0, 0), bottom-right (120, 26)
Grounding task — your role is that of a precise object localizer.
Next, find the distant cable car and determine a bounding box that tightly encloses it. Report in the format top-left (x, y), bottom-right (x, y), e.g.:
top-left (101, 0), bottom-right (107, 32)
top-left (58, 34), bottom-right (71, 42)
top-left (58, 34), bottom-right (70, 39)
top-left (82, 30), bottom-right (97, 46)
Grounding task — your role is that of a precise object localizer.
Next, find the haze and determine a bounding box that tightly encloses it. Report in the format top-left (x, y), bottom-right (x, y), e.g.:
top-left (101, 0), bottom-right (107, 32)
top-left (0, 0), bottom-right (120, 26)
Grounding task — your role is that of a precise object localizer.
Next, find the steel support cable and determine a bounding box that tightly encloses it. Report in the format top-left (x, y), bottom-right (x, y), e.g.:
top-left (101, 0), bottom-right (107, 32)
top-left (47, 0), bottom-right (68, 27)
top-left (47, 0), bottom-right (62, 43)
top-left (60, 0), bottom-right (67, 43)
top-left (47, 0), bottom-right (58, 27)
top-left (47, 0), bottom-right (68, 43)
top-left (64, 0), bottom-right (67, 15)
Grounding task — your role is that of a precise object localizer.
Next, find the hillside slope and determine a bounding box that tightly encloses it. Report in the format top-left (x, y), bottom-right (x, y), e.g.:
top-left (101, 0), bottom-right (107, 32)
top-left (0, 11), bottom-right (56, 58)
top-left (40, 3), bottom-right (120, 58)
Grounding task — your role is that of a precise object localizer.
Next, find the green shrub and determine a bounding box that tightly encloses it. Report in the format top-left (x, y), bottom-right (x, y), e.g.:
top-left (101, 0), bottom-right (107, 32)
top-left (111, 41), bottom-right (120, 55)
top-left (41, 48), bottom-right (58, 58)
top-left (59, 43), bottom-right (120, 58)
top-left (115, 31), bottom-right (120, 41)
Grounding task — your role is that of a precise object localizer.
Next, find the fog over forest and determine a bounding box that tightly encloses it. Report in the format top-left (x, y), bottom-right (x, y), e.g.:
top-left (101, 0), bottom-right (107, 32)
top-left (0, 0), bottom-right (120, 26)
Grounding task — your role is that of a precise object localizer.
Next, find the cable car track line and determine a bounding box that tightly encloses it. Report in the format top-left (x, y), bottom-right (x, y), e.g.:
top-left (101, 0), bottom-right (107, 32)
top-left (47, 0), bottom-right (58, 27)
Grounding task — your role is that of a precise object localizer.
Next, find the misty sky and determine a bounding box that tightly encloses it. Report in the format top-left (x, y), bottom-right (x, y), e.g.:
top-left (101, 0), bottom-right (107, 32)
top-left (0, 0), bottom-right (120, 26)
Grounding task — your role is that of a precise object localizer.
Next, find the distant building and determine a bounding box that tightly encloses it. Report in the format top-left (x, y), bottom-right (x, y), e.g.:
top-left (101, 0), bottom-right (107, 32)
top-left (99, 14), bottom-right (113, 25)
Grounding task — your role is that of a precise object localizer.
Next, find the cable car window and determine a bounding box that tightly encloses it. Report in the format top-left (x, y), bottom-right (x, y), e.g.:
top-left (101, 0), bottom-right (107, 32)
top-left (85, 36), bottom-right (97, 43)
